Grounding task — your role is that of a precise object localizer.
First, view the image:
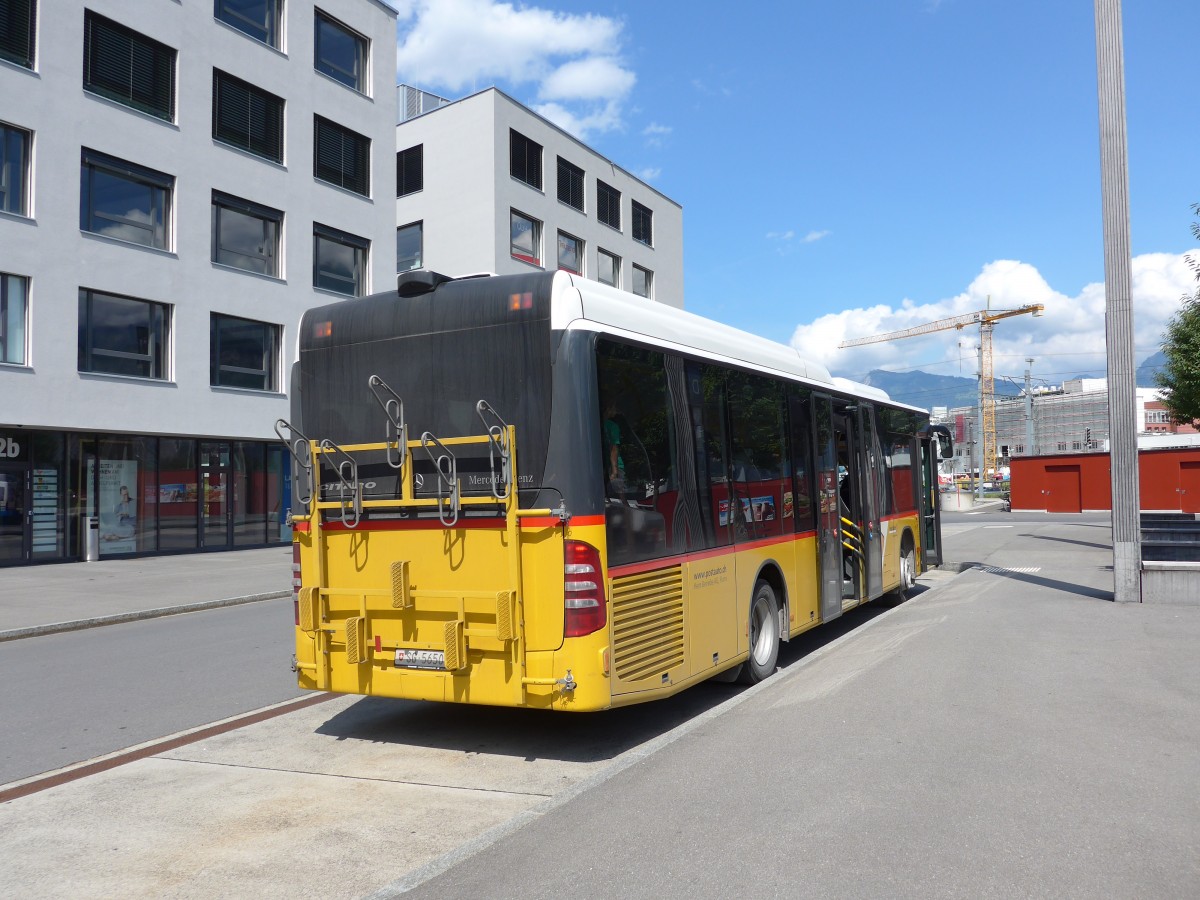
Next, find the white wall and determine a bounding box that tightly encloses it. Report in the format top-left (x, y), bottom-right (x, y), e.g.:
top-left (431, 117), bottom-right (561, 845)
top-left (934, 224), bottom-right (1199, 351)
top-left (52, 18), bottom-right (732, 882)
top-left (0, 0), bottom-right (397, 440)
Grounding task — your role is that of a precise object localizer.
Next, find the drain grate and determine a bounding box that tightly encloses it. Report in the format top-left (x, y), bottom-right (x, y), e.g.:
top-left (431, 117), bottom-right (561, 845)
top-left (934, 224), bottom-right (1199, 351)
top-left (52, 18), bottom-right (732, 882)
top-left (976, 565), bottom-right (1043, 574)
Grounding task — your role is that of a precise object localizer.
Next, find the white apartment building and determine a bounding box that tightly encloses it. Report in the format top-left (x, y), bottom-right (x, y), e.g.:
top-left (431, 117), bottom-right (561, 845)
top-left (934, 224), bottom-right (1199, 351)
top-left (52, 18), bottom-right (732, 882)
top-left (0, 0), bottom-right (397, 565)
top-left (394, 86), bottom-right (685, 309)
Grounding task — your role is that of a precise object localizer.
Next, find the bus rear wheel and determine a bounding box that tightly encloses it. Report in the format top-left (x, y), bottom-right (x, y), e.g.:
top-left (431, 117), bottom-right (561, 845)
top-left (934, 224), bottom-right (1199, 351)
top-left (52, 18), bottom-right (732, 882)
top-left (737, 580), bottom-right (780, 684)
top-left (900, 537), bottom-right (916, 593)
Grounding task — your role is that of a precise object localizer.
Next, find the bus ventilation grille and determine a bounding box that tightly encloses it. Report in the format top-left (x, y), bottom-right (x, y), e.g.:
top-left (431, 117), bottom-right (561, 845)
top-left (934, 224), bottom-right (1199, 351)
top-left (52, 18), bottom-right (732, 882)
top-left (611, 566), bottom-right (685, 683)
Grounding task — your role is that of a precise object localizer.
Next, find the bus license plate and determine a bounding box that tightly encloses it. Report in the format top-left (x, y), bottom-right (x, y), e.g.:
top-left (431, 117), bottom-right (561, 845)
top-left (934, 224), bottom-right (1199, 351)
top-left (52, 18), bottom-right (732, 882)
top-left (395, 648), bottom-right (445, 670)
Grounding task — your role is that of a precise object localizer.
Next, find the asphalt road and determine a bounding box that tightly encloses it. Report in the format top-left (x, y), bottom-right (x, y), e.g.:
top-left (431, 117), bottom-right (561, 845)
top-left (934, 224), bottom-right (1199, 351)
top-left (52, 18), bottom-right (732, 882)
top-left (0, 599), bottom-right (304, 784)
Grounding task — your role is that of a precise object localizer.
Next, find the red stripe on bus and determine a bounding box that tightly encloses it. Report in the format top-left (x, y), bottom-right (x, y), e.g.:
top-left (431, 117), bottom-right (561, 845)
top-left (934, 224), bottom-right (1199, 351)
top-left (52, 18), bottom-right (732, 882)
top-left (609, 531), bottom-right (817, 578)
top-left (568, 515), bottom-right (605, 527)
top-left (296, 513), bottom-right (606, 533)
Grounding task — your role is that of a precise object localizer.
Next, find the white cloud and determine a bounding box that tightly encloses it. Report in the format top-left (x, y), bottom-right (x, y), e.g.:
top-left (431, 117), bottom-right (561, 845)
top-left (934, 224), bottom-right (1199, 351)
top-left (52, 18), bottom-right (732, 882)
top-left (790, 253), bottom-right (1199, 382)
top-left (643, 122), bottom-right (671, 136)
top-left (540, 56), bottom-right (634, 102)
top-left (766, 230), bottom-right (795, 241)
top-left (802, 230), bottom-right (830, 243)
top-left (395, 1), bottom-right (635, 139)
top-left (634, 166), bottom-right (661, 181)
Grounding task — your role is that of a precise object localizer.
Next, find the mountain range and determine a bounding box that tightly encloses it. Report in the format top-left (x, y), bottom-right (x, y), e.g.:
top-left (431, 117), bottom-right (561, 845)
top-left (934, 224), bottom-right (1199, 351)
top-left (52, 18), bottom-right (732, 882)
top-left (854, 351), bottom-right (1167, 411)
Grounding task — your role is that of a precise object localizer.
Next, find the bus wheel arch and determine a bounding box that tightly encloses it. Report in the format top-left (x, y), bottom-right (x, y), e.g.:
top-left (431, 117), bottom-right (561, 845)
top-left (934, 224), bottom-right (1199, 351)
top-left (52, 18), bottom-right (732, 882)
top-left (737, 569), bottom-right (783, 685)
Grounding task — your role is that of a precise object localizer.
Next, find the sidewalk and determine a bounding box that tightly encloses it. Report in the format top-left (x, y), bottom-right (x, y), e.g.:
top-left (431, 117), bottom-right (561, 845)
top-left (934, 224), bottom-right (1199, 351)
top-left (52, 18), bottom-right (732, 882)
top-left (0, 547), bottom-right (292, 641)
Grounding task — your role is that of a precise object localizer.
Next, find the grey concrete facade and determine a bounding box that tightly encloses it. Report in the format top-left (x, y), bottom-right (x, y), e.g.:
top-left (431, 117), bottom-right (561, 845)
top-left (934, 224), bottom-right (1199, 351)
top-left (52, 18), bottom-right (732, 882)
top-left (395, 88), bottom-right (685, 308)
top-left (0, 0), bottom-right (398, 440)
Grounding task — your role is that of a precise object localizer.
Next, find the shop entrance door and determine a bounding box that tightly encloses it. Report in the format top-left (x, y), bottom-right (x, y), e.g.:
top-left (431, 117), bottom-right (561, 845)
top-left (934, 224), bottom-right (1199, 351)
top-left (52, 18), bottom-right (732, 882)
top-left (0, 465), bottom-right (29, 563)
top-left (200, 442), bottom-right (232, 549)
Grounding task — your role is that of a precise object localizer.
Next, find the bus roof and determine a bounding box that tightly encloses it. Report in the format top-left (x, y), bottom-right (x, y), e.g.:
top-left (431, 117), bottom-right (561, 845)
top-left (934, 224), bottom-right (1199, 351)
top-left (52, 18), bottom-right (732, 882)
top-left (552, 273), bottom-right (920, 412)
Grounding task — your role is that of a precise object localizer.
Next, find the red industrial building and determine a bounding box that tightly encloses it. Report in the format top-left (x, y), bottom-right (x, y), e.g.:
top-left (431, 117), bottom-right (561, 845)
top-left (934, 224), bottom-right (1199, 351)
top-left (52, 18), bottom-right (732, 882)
top-left (1010, 448), bottom-right (1200, 513)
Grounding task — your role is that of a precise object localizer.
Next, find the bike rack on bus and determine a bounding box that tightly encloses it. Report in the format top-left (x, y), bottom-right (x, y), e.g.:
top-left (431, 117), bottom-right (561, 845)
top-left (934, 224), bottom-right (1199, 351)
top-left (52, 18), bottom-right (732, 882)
top-left (420, 432), bottom-right (460, 527)
top-left (368, 375), bottom-right (408, 470)
top-left (274, 418), bottom-right (314, 506)
top-left (319, 438), bottom-right (362, 528)
top-left (475, 400), bottom-right (512, 501)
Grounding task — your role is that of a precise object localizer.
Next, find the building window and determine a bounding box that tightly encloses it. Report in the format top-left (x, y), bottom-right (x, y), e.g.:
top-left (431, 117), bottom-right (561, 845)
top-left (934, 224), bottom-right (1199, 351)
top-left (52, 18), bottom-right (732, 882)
top-left (510, 210), bottom-right (541, 267)
top-left (0, 273), bottom-right (28, 365)
top-left (632, 264), bottom-right (652, 298)
top-left (211, 313), bottom-right (279, 391)
top-left (314, 115), bottom-right (369, 196)
top-left (597, 249), bottom-right (619, 288)
top-left (632, 200), bottom-right (653, 246)
top-left (557, 231), bottom-right (582, 275)
top-left (396, 144), bottom-right (422, 197)
top-left (0, 0), bottom-right (35, 69)
top-left (0, 122), bottom-right (30, 216)
top-left (313, 223), bottom-right (368, 296)
top-left (509, 130), bottom-right (542, 190)
top-left (396, 221), bottom-right (421, 273)
top-left (80, 149), bottom-right (172, 250)
top-left (1056, 442), bottom-right (1067, 451)
top-left (1072, 441), bottom-right (1082, 450)
top-left (557, 157), bottom-right (584, 211)
top-left (213, 70), bottom-right (283, 163)
top-left (597, 180), bottom-right (620, 230)
top-left (211, 192), bottom-right (282, 277)
top-left (83, 12), bottom-right (176, 122)
top-left (215, 0), bottom-right (281, 49)
top-left (314, 10), bottom-right (367, 93)
top-left (78, 289), bottom-right (169, 379)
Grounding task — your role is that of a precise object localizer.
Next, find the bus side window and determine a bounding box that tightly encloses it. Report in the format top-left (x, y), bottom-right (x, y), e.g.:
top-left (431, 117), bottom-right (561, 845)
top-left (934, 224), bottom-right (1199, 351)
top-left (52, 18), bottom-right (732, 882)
top-left (596, 339), bottom-right (676, 565)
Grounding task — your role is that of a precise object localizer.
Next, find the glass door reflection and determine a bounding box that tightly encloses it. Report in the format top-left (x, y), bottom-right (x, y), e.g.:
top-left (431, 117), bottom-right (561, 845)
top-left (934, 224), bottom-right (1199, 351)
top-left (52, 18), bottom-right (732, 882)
top-left (200, 442), bottom-right (231, 549)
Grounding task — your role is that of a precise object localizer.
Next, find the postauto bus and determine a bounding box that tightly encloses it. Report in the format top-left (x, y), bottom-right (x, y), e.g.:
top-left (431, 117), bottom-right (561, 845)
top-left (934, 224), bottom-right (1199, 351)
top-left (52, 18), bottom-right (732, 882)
top-left (283, 270), bottom-right (950, 711)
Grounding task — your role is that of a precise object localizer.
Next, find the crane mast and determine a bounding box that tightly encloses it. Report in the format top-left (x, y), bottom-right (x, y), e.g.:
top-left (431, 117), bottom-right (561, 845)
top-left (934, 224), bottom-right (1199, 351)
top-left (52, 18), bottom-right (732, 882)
top-left (839, 302), bottom-right (1044, 480)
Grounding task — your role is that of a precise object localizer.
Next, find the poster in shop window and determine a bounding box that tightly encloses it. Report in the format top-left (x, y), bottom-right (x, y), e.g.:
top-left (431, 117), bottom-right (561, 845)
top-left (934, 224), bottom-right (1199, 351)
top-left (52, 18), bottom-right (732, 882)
top-left (98, 459), bottom-right (138, 554)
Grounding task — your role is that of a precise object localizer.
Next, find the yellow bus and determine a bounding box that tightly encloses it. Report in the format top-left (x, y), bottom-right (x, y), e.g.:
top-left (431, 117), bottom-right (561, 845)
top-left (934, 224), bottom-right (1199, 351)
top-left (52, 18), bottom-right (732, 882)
top-left (284, 270), bottom-right (950, 711)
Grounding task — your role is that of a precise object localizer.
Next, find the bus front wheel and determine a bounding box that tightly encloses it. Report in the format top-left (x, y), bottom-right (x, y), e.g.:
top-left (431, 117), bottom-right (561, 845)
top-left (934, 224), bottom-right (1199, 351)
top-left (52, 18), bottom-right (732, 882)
top-left (738, 580), bottom-right (780, 684)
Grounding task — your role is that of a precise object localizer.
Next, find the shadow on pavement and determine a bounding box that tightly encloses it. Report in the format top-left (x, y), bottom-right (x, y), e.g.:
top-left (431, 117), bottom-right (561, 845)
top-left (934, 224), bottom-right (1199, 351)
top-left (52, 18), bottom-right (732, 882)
top-left (1024, 533), bottom-right (1112, 551)
top-left (976, 567), bottom-right (1115, 602)
top-left (313, 599), bottom-right (901, 763)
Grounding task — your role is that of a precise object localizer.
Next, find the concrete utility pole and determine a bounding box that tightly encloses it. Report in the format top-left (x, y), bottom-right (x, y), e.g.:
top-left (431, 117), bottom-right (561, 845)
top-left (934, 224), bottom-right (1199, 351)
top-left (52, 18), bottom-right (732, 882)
top-left (1024, 358), bottom-right (1036, 455)
top-left (1094, 0), bottom-right (1141, 601)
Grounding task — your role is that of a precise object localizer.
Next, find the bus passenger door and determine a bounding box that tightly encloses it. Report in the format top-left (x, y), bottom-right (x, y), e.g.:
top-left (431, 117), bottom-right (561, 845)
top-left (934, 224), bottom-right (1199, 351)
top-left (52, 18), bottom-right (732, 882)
top-left (858, 404), bottom-right (884, 599)
top-left (919, 434), bottom-right (943, 568)
top-left (812, 395), bottom-right (843, 623)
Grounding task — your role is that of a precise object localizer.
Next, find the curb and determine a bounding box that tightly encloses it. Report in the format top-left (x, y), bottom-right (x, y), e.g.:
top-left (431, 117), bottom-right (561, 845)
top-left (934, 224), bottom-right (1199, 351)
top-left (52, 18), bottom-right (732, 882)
top-left (0, 591), bottom-right (290, 643)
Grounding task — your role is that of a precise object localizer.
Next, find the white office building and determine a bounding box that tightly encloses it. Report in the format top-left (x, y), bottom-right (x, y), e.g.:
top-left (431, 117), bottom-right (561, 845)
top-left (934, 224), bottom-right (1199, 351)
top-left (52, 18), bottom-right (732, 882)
top-left (394, 86), bottom-right (685, 309)
top-left (0, 0), bottom-right (398, 565)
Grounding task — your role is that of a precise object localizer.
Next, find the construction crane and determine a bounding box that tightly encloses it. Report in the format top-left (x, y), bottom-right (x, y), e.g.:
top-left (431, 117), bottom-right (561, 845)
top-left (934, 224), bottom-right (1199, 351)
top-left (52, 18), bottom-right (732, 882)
top-left (840, 301), bottom-right (1044, 482)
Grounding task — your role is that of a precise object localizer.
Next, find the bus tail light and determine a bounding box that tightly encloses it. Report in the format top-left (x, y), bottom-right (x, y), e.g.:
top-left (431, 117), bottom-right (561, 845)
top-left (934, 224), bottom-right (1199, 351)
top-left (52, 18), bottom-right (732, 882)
top-left (564, 540), bottom-right (606, 637)
top-left (292, 543), bottom-right (302, 626)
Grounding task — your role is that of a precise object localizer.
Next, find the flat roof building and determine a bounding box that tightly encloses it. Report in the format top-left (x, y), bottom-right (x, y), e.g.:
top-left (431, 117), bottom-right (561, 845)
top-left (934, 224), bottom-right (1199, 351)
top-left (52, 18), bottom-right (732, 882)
top-left (394, 86), bottom-right (685, 308)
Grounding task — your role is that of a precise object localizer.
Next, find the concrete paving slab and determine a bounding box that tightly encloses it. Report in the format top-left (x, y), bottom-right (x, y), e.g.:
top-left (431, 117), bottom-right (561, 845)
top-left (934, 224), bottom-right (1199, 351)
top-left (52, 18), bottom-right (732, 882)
top-left (1, 755), bottom-right (538, 900)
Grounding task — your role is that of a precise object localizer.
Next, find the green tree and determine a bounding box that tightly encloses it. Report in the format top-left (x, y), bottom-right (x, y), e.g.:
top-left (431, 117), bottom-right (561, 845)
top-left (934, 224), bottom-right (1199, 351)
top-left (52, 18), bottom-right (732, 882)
top-left (1154, 204), bottom-right (1200, 425)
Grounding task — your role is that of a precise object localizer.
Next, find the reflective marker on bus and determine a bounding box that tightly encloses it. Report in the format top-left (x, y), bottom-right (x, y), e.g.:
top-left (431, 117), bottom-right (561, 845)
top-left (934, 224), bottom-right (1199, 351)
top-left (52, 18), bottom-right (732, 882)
top-left (284, 270), bottom-right (951, 711)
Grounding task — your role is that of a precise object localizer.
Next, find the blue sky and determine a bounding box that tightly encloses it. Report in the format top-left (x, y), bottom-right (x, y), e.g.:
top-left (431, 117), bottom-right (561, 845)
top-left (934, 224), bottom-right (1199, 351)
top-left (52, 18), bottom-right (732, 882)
top-left (390, 1), bottom-right (1200, 388)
